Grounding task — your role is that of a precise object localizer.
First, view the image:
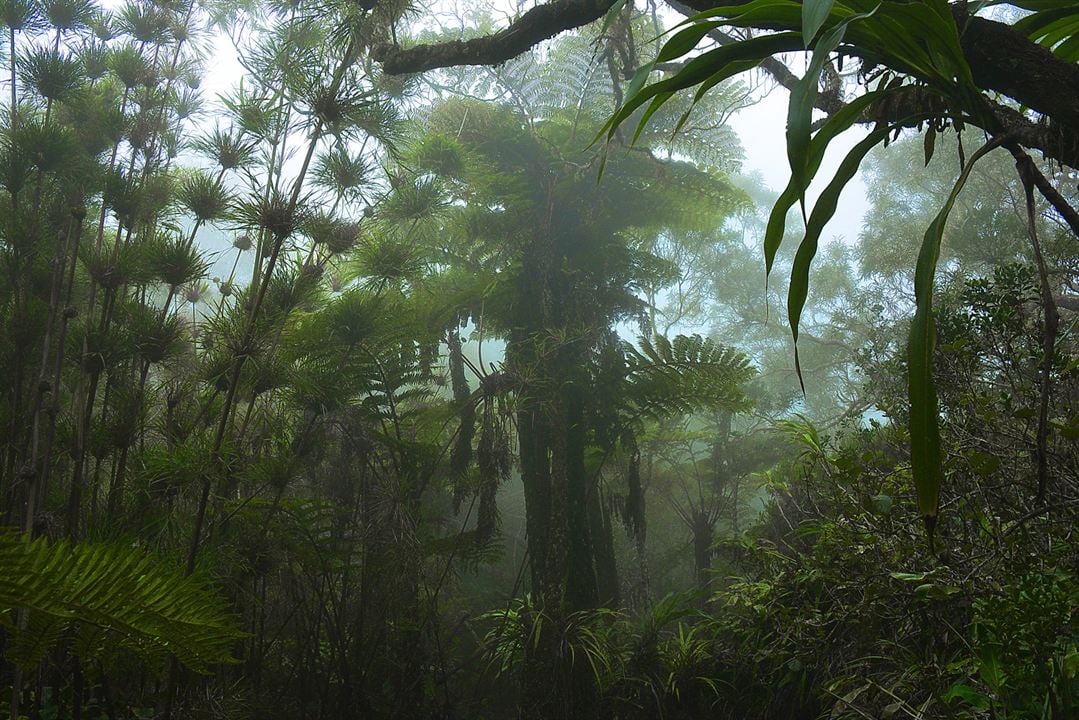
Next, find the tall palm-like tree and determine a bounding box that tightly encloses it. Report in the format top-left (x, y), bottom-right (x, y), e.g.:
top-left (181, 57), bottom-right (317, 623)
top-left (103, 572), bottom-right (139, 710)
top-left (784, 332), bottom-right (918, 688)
top-left (385, 18), bottom-right (755, 709)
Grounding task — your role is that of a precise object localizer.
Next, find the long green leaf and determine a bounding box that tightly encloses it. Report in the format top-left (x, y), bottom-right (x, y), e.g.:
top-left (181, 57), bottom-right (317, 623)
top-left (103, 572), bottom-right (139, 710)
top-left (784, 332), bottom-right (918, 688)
top-left (907, 139), bottom-right (1002, 527)
top-left (787, 124), bottom-right (892, 387)
top-left (672, 57), bottom-right (777, 138)
top-left (1052, 31), bottom-right (1079, 61)
top-left (599, 0), bottom-right (630, 34)
top-left (656, 21), bottom-right (728, 62)
top-left (764, 89), bottom-right (886, 276)
top-left (685, 0), bottom-right (803, 26)
top-left (787, 4), bottom-right (880, 214)
top-left (802, 0), bottom-right (837, 44)
top-left (602, 32), bottom-right (804, 144)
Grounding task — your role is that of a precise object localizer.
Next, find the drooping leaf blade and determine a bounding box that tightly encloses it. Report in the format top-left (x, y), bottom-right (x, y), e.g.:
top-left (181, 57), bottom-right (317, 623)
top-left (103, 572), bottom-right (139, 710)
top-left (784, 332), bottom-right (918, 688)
top-left (787, 4), bottom-right (880, 214)
top-left (601, 32), bottom-right (804, 145)
top-left (764, 89), bottom-right (887, 277)
top-left (802, 0), bottom-right (837, 44)
top-left (787, 124), bottom-right (893, 388)
top-left (908, 139), bottom-right (1002, 525)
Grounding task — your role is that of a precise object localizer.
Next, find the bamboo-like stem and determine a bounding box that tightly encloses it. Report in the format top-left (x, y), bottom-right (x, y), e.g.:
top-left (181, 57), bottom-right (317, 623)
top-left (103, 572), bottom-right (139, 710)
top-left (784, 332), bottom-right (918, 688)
top-left (163, 27), bottom-right (361, 718)
top-left (66, 81), bottom-right (134, 537)
top-left (23, 213), bottom-right (80, 533)
top-left (9, 25), bottom-right (16, 128)
top-left (68, 6), bottom-right (201, 531)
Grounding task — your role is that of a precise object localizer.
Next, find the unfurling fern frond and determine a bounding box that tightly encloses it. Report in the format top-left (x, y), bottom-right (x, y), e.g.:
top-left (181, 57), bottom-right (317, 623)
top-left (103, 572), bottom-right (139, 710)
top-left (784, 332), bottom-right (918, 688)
top-left (0, 530), bottom-right (242, 672)
top-left (623, 334), bottom-right (755, 420)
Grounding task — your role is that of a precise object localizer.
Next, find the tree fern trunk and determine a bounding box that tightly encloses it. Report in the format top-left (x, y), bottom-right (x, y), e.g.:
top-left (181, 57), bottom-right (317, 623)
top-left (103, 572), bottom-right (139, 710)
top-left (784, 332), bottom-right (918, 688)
top-left (563, 384), bottom-right (597, 611)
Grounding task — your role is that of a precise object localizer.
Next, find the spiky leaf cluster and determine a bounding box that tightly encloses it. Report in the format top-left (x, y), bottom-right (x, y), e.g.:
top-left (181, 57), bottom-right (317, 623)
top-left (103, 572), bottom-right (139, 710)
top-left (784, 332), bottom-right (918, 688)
top-left (313, 144), bottom-right (371, 200)
top-left (1, 0), bottom-right (44, 32)
top-left (21, 48), bottom-right (84, 102)
top-left (190, 125), bottom-right (257, 171)
top-left (146, 231), bottom-right (210, 287)
top-left (43, 0), bottom-right (95, 33)
top-left (176, 169), bottom-right (231, 222)
top-left (232, 189), bottom-right (305, 240)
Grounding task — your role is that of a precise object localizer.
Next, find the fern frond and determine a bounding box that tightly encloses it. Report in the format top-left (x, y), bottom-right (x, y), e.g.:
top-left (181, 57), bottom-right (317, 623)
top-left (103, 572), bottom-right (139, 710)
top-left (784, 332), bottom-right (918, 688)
top-left (0, 531), bottom-right (242, 673)
top-left (624, 334), bottom-right (755, 419)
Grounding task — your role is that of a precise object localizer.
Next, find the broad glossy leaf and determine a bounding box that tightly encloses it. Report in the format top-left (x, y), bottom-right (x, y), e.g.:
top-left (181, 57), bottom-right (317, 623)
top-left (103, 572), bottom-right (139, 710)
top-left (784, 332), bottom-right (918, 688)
top-left (802, 0), bottom-right (836, 44)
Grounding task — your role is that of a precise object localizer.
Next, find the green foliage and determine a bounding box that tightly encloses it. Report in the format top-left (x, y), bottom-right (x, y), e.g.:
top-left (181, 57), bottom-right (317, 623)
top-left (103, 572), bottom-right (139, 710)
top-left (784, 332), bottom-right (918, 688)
top-left (478, 592), bottom-right (724, 711)
top-left (1, 0), bottom-right (43, 32)
top-left (312, 142), bottom-right (372, 200)
top-left (146, 230), bottom-right (211, 288)
top-left (603, 0), bottom-right (1054, 527)
top-left (21, 48), bottom-right (84, 102)
top-left (175, 168), bottom-right (232, 223)
top-left (907, 140), bottom-right (1000, 527)
top-left (0, 0), bottom-right (427, 713)
top-left (624, 334), bottom-right (754, 420)
top-left (0, 530), bottom-right (242, 672)
top-left (1, 2), bottom-right (1073, 719)
top-left (1005, 0), bottom-right (1079, 61)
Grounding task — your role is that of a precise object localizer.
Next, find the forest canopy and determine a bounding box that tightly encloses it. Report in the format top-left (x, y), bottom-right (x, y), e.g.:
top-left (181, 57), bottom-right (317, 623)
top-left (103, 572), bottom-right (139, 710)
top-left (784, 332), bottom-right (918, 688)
top-left (0, 1), bottom-right (1076, 719)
